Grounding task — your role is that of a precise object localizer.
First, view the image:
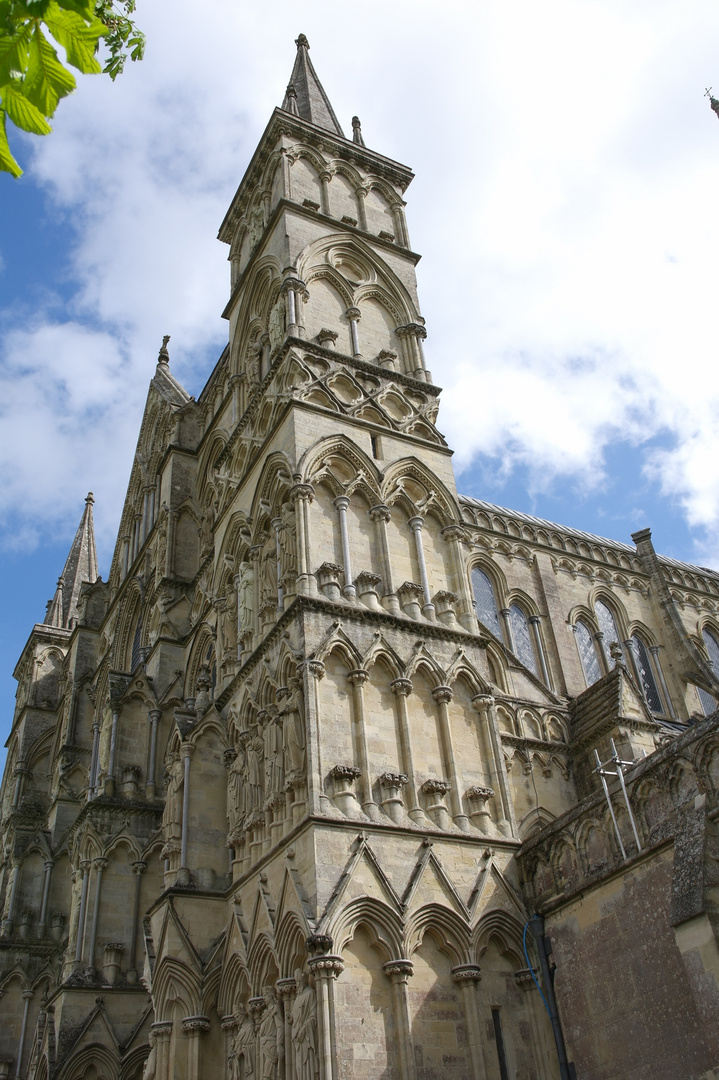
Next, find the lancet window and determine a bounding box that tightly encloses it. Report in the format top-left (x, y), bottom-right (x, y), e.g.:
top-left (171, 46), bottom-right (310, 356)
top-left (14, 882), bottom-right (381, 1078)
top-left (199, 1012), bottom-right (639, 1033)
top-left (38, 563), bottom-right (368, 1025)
top-left (698, 627), bottom-right (719, 715)
top-left (508, 604), bottom-right (538, 676)
top-left (594, 599), bottom-right (622, 663)
top-left (575, 620), bottom-right (602, 686)
top-left (471, 567), bottom-right (501, 638)
top-left (130, 614), bottom-right (143, 672)
top-left (629, 634), bottom-right (664, 714)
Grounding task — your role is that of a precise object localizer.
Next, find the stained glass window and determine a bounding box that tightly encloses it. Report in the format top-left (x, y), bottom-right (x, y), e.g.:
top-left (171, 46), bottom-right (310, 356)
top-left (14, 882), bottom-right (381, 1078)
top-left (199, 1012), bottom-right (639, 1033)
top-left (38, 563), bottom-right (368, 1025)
top-left (699, 629), bottom-right (719, 714)
top-left (630, 635), bottom-right (663, 713)
top-left (595, 600), bottom-right (622, 664)
top-left (575, 621), bottom-right (602, 686)
top-left (509, 604), bottom-right (538, 675)
top-left (471, 567), bottom-right (501, 638)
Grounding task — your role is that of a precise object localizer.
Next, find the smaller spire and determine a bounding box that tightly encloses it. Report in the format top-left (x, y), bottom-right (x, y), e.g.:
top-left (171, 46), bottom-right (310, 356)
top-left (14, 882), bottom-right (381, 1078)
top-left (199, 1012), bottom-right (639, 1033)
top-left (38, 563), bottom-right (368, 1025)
top-left (352, 116), bottom-right (365, 147)
top-left (44, 493), bottom-right (100, 630)
top-left (158, 335), bottom-right (171, 366)
top-left (285, 83), bottom-right (299, 116)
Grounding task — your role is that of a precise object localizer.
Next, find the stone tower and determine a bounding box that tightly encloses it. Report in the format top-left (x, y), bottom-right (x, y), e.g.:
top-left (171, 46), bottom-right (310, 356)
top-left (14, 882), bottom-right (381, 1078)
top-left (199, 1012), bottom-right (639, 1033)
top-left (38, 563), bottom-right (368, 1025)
top-left (4, 34), bottom-right (719, 1080)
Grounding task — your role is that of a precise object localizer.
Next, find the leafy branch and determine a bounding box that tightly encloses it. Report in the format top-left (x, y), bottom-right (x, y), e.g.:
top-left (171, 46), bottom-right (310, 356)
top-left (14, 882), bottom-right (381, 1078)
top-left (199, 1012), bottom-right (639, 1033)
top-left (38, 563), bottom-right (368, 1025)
top-left (0, 0), bottom-right (144, 177)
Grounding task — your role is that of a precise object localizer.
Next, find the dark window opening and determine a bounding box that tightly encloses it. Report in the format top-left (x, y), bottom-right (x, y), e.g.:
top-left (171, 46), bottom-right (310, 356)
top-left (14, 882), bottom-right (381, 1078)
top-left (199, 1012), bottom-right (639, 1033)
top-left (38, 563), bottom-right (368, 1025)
top-left (130, 616), bottom-right (143, 672)
top-left (370, 435), bottom-right (381, 459)
top-left (492, 1008), bottom-right (510, 1080)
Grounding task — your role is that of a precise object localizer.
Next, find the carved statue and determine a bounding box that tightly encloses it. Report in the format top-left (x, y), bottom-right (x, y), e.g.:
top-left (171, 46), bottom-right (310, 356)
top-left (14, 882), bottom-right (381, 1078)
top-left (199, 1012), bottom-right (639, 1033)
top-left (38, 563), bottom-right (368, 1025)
top-left (162, 752), bottom-right (184, 840)
top-left (229, 1003), bottom-right (255, 1079)
top-left (222, 589), bottom-right (238, 661)
top-left (228, 736), bottom-right (248, 831)
top-left (282, 676), bottom-right (306, 784)
top-left (261, 535), bottom-right (278, 607)
top-left (292, 969), bottom-right (318, 1080)
top-left (260, 708), bottom-right (283, 797)
top-left (268, 297), bottom-right (286, 351)
top-left (142, 1030), bottom-right (157, 1080)
top-left (277, 503), bottom-right (297, 581)
top-left (237, 561), bottom-right (255, 636)
top-left (258, 986), bottom-right (284, 1080)
top-left (246, 731), bottom-right (264, 811)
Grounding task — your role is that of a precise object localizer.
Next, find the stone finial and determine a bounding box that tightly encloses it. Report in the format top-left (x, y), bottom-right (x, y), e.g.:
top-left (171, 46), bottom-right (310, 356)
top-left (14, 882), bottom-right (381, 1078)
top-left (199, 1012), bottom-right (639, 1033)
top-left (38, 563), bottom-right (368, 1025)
top-left (706, 88), bottom-right (719, 120)
top-left (295, 33), bottom-right (309, 49)
top-left (352, 116), bottom-right (366, 146)
top-left (158, 335), bottom-right (170, 366)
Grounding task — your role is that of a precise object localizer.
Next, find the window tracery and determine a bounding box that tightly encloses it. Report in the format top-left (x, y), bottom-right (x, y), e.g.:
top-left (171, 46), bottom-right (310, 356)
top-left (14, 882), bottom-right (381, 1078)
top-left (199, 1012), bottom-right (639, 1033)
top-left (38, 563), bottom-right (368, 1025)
top-left (575, 620), bottom-right (602, 686)
top-left (508, 604), bottom-right (538, 676)
top-left (630, 635), bottom-right (663, 714)
top-left (471, 567), bottom-right (501, 638)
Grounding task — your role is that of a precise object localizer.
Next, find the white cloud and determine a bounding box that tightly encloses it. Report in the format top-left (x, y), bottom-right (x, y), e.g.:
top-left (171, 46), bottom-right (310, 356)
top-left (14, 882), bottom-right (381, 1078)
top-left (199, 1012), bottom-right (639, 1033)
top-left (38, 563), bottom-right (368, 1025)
top-left (2, 0), bottom-right (719, 567)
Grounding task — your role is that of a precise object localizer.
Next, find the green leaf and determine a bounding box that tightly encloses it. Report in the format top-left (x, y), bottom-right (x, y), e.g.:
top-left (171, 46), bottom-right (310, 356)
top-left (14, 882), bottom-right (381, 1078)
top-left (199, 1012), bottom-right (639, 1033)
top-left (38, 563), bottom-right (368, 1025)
top-left (2, 79), bottom-right (52, 133)
top-left (0, 106), bottom-right (23, 175)
top-left (24, 25), bottom-right (75, 115)
top-left (0, 24), bottom-right (33, 84)
top-left (44, 1), bottom-right (105, 74)
top-left (56, 0), bottom-right (95, 18)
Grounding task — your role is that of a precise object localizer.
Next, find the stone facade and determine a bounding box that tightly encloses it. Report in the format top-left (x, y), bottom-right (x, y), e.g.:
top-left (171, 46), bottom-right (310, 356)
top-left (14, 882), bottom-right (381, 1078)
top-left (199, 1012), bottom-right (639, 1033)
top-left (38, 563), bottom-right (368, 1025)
top-left (3, 33), bottom-right (719, 1080)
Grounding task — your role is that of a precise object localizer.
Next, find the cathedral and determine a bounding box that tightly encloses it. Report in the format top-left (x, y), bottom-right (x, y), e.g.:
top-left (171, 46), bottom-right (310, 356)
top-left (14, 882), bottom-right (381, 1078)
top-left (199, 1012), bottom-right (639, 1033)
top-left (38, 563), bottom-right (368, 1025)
top-left (4, 34), bottom-right (719, 1080)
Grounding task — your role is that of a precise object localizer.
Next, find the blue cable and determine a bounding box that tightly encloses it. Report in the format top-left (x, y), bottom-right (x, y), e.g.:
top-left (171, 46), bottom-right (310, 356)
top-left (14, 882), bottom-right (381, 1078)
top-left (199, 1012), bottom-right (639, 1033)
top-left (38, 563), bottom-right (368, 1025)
top-left (523, 920), bottom-right (552, 1020)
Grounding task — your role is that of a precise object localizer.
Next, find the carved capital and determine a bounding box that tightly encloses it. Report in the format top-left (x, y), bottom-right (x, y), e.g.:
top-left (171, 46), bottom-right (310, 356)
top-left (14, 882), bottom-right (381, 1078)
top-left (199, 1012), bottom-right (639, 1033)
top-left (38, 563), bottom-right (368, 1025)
top-left (369, 504), bottom-right (392, 523)
top-left (181, 1015), bottom-right (210, 1035)
top-left (390, 678), bottom-right (413, 697)
top-left (383, 958), bottom-right (413, 979)
top-left (451, 964), bottom-right (482, 984)
top-left (347, 669), bottom-right (369, 688)
top-left (420, 778), bottom-right (450, 796)
top-left (300, 659), bottom-right (326, 681)
top-left (432, 685), bottom-right (453, 705)
top-left (307, 955), bottom-right (344, 979)
top-left (305, 933), bottom-right (333, 956)
top-left (379, 772), bottom-right (408, 788)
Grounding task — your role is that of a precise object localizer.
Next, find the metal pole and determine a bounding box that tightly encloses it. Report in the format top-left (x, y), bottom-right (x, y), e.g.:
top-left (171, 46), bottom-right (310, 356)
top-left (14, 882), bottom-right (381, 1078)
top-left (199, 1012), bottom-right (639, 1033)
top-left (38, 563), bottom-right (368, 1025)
top-left (610, 739), bottom-right (642, 852)
top-left (529, 915), bottom-right (572, 1080)
top-left (594, 748), bottom-right (626, 859)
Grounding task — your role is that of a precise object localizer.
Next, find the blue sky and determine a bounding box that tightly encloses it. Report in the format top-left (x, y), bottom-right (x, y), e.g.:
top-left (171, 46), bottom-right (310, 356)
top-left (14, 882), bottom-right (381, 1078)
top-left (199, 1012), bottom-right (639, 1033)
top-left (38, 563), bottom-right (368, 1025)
top-left (2, 0), bottom-right (719, 758)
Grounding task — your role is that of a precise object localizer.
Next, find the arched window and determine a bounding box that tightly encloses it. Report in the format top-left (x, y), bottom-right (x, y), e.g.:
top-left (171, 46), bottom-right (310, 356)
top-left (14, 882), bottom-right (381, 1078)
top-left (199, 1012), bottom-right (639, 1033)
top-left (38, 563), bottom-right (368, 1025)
top-left (594, 599), bottom-right (622, 664)
top-left (698, 628), bottom-right (719, 715)
top-left (471, 567), bottom-right (501, 638)
top-left (130, 613), bottom-right (143, 672)
top-left (630, 635), bottom-right (663, 713)
top-left (575, 621), bottom-right (602, 686)
top-left (508, 604), bottom-right (538, 676)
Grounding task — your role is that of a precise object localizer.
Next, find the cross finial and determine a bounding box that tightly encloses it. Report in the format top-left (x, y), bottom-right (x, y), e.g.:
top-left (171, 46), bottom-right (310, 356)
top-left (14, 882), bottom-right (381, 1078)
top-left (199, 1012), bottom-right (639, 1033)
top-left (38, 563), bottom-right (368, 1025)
top-left (158, 335), bottom-right (170, 365)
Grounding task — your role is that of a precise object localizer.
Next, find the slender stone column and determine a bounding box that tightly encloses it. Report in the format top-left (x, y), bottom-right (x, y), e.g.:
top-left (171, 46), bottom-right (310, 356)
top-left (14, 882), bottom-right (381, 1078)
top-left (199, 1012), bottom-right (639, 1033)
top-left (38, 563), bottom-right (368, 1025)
top-left (180, 744), bottom-right (195, 874)
top-left (370, 505), bottom-right (400, 614)
top-left (291, 479), bottom-right (314, 596)
top-left (383, 960), bottom-right (416, 1080)
top-left (441, 526), bottom-right (475, 631)
top-left (106, 708), bottom-right (120, 795)
top-left (499, 608), bottom-right (513, 651)
top-left (87, 857), bottom-right (108, 971)
top-left (271, 517), bottom-right (284, 614)
top-left (452, 966), bottom-right (486, 1080)
top-left (307, 939), bottom-right (344, 1080)
top-left (650, 645), bottom-right (676, 718)
top-left (165, 508), bottom-right (178, 578)
top-left (396, 324), bottom-right (427, 380)
top-left (347, 670), bottom-right (379, 820)
top-left (250, 543), bottom-right (263, 648)
top-left (390, 679), bottom-right (425, 823)
top-left (121, 534), bottom-right (131, 577)
top-left (146, 709), bottom-right (161, 798)
top-left (319, 171), bottom-right (331, 215)
top-left (471, 695), bottom-right (515, 836)
top-left (392, 205), bottom-right (409, 248)
top-left (529, 616), bottom-right (552, 687)
top-left (88, 718), bottom-right (101, 800)
top-left (2, 859), bottom-right (21, 936)
top-left (408, 517), bottom-right (435, 619)
top-left (220, 1013), bottom-right (237, 1074)
top-left (594, 630), bottom-right (609, 674)
top-left (431, 686), bottom-right (469, 831)
top-left (623, 637), bottom-right (644, 693)
top-left (276, 976), bottom-right (297, 1080)
top-left (346, 307), bottom-right (362, 358)
top-left (334, 496), bottom-right (356, 599)
top-left (182, 1016), bottom-right (210, 1080)
top-left (73, 860), bottom-right (91, 964)
top-left (356, 187), bottom-right (368, 230)
top-left (13, 989), bottom-right (33, 1080)
top-left (11, 761), bottom-right (27, 809)
top-left (151, 1020), bottom-right (173, 1080)
top-left (300, 659), bottom-right (327, 815)
top-left (37, 860), bottom-right (54, 939)
top-left (128, 860), bottom-right (147, 978)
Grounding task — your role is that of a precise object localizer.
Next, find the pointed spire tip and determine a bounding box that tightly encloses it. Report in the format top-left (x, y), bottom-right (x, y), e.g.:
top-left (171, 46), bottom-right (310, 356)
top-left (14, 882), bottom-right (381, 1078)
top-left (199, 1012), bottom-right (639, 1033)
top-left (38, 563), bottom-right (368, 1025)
top-left (86, 492), bottom-right (94, 504)
top-left (158, 335), bottom-right (171, 366)
top-left (295, 33), bottom-right (309, 49)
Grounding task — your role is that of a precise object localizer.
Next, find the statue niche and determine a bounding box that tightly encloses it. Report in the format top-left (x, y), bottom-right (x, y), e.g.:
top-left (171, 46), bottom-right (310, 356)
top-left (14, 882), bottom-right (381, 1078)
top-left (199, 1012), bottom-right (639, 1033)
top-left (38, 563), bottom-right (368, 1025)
top-left (258, 985), bottom-right (284, 1080)
top-left (292, 969), bottom-right (319, 1080)
top-left (229, 1002), bottom-right (255, 1080)
top-left (161, 750), bottom-right (184, 856)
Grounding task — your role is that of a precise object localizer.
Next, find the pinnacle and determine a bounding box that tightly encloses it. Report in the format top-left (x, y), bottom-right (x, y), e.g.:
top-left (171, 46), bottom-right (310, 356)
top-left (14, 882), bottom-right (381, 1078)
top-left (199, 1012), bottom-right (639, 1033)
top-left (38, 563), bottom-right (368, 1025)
top-left (281, 34), bottom-right (345, 138)
top-left (44, 494), bottom-right (99, 630)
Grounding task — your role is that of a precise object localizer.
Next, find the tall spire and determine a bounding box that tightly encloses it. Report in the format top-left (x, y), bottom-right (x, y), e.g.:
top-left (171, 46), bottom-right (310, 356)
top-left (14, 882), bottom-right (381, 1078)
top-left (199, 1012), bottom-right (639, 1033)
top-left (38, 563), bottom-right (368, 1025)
top-left (45, 493), bottom-right (99, 630)
top-left (281, 35), bottom-right (345, 137)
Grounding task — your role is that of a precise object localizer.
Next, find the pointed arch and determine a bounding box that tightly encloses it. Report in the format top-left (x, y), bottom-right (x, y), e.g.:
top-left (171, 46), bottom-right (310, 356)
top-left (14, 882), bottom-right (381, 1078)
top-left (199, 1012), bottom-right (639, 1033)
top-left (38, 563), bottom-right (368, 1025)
top-left (330, 896), bottom-right (403, 962)
top-left (405, 904), bottom-right (472, 966)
